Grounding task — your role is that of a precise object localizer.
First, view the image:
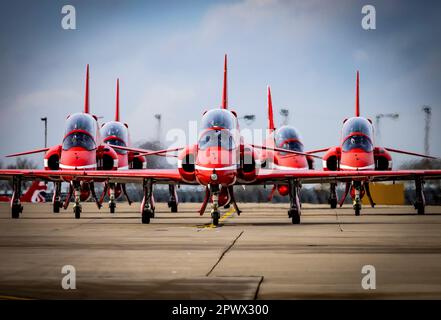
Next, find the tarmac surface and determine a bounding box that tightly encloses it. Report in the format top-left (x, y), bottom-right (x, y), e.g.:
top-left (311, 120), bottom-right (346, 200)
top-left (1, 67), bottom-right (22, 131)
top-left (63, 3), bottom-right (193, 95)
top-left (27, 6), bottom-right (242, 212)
top-left (0, 202), bottom-right (441, 299)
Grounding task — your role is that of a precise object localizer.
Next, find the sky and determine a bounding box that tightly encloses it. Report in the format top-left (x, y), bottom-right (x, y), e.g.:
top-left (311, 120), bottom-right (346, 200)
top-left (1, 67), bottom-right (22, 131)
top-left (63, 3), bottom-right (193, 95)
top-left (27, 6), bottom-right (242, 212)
top-left (0, 0), bottom-right (440, 168)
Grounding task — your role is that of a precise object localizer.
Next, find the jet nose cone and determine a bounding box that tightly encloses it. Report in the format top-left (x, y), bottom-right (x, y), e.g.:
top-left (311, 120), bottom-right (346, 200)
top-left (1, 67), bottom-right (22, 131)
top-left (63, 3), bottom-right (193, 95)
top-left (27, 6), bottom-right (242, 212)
top-left (340, 150), bottom-right (375, 170)
top-left (60, 148), bottom-right (96, 170)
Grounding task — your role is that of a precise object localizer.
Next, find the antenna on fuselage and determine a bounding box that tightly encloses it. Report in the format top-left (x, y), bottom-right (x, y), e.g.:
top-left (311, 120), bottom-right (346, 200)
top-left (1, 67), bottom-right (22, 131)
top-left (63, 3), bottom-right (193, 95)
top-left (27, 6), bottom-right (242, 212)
top-left (115, 78), bottom-right (120, 121)
top-left (267, 86), bottom-right (275, 132)
top-left (221, 54), bottom-right (228, 109)
top-left (355, 70), bottom-right (360, 117)
top-left (84, 64), bottom-right (90, 114)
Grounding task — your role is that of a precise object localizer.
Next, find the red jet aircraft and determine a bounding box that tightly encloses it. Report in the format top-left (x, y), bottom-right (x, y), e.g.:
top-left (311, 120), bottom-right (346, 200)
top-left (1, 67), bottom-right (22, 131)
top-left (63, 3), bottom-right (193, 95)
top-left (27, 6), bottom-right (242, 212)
top-left (1, 58), bottom-right (441, 225)
top-left (261, 86), bottom-right (315, 201)
top-left (307, 71), bottom-right (439, 215)
top-left (5, 65), bottom-right (120, 218)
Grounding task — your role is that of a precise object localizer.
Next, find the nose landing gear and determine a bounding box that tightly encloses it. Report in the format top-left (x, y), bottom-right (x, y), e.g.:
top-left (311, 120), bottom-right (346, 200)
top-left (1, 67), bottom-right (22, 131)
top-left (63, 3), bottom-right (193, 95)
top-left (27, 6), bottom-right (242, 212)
top-left (288, 179), bottom-right (301, 224)
top-left (141, 179), bottom-right (155, 224)
top-left (11, 177), bottom-right (23, 219)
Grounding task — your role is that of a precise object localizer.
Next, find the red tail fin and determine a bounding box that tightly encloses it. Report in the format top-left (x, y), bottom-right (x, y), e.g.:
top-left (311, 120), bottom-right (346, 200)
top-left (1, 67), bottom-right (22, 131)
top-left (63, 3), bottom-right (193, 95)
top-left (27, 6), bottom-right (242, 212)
top-left (115, 78), bottom-right (120, 121)
top-left (355, 70), bottom-right (360, 117)
top-left (267, 86), bottom-right (275, 131)
top-left (221, 54), bottom-right (228, 109)
top-left (84, 64), bottom-right (90, 114)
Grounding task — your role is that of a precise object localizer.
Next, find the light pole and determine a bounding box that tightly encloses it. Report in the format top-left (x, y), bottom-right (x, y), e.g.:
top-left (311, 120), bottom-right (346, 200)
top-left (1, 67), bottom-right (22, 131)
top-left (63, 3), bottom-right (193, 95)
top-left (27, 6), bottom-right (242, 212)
top-left (280, 108), bottom-right (289, 126)
top-left (375, 113), bottom-right (399, 144)
top-left (41, 117), bottom-right (47, 148)
top-left (238, 114), bottom-right (256, 126)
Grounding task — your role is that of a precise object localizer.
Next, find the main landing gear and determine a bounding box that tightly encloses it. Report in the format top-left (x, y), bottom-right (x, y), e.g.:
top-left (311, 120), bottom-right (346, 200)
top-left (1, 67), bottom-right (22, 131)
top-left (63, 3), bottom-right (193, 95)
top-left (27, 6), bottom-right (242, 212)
top-left (288, 179), bottom-right (301, 224)
top-left (52, 182), bottom-right (62, 213)
top-left (168, 184), bottom-right (178, 213)
top-left (328, 182), bottom-right (338, 209)
top-left (141, 179), bottom-right (155, 224)
top-left (11, 177), bottom-right (23, 219)
top-left (414, 177), bottom-right (425, 215)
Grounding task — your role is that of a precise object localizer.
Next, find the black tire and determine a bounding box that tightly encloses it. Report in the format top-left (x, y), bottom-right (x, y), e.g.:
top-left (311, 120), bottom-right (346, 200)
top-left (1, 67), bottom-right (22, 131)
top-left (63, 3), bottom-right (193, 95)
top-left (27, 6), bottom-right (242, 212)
top-left (142, 210), bottom-right (151, 224)
top-left (109, 203), bottom-right (116, 214)
top-left (330, 199), bottom-right (337, 209)
top-left (53, 201), bottom-right (60, 213)
top-left (11, 205), bottom-right (21, 219)
top-left (223, 204), bottom-right (230, 209)
top-left (291, 214), bottom-right (300, 224)
top-left (355, 207), bottom-right (361, 216)
top-left (212, 211), bottom-right (220, 226)
top-left (417, 205), bottom-right (425, 215)
top-left (170, 202), bottom-right (178, 213)
top-left (74, 206), bottom-right (81, 219)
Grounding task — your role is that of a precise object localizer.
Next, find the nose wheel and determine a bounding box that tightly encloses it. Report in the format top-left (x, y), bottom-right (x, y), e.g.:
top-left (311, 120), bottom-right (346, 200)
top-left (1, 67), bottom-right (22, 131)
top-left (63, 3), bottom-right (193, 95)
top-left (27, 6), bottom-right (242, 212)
top-left (140, 179), bottom-right (154, 224)
top-left (353, 181), bottom-right (362, 216)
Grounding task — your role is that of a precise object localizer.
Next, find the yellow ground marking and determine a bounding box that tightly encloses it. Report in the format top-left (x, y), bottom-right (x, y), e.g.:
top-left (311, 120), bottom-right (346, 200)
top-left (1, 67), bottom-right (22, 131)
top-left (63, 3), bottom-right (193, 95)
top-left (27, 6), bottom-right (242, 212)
top-left (197, 207), bottom-right (236, 229)
top-left (0, 295), bottom-right (33, 300)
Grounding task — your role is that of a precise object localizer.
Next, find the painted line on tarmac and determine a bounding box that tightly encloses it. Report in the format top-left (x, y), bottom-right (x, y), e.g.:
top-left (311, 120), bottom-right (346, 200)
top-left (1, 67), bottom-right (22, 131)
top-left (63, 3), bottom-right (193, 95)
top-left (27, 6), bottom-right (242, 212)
top-left (197, 207), bottom-right (236, 229)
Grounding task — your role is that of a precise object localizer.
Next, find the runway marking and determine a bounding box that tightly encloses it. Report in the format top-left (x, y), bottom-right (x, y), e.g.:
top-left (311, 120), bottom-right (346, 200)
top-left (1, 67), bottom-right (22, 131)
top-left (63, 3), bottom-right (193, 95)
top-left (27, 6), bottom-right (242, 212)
top-left (196, 207), bottom-right (236, 229)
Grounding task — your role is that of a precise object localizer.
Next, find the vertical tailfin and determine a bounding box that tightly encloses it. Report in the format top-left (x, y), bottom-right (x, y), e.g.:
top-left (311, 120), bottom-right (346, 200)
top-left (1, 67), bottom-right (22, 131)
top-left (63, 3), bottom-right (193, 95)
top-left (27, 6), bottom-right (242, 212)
top-left (355, 70), bottom-right (360, 117)
top-left (115, 78), bottom-right (120, 121)
top-left (84, 64), bottom-right (90, 114)
top-left (221, 54), bottom-right (228, 109)
top-left (267, 85), bottom-right (275, 132)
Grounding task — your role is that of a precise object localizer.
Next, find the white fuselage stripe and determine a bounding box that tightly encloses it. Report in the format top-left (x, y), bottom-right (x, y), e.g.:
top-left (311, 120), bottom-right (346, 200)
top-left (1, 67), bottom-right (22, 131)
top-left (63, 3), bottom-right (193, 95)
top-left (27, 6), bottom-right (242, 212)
top-left (340, 163), bottom-right (375, 170)
top-left (273, 164), bottom-right (309, 171)
top-left (59, 163), bottom-right (97, 170)
top-left (195, 164), bottom-right (237, 171)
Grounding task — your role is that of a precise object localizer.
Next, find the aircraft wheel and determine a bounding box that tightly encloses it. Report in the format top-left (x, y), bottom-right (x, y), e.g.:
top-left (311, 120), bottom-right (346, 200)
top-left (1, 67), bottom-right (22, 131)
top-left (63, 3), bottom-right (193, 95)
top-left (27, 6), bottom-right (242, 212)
top-left (354, 206), bottom-right (361, 216)
top-left (170, 202), bottom-right (178, 213)
top-left (74, 206), bottom-right (81, 219)
top-left (142, 210), bottom-right (152, 224)
top-left (109, 202), bottom-right (116, 214)
top-left (212, 210), bottom-right (220, 226)
top-left (11, 205), bottom-right (22, 219)
top-left (289, 209), bottom-right (300, 224)
top-left (53, 201), bottom-right (61, 213)
top-left (329, 199), bottom-right (337, 209)
top-left (223, 204), bottom-right (230, 209)
top-left (417, 204), bottom-right (425, 215)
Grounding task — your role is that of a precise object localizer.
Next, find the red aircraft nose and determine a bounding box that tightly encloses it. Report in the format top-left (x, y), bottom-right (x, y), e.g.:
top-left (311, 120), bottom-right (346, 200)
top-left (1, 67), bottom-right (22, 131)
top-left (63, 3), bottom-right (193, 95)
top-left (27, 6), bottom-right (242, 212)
top-left (195, 147), bottom-right (237, 186)
top-left (60, 147), bottom-right (97, 170)
top-left (340, 149), bottom-right (375, 170)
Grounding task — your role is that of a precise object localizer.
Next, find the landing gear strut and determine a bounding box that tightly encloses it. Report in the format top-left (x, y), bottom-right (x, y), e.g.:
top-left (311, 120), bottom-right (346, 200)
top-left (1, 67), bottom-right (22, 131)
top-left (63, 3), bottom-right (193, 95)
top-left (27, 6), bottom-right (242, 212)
top-left (141, 179), bottom-right (154, 224)
top-left (414, 177), bottom-right (425, 215)
top-left (71, 182), bottom-right (82, 219)
top-left (52, 182), bottom-right (62, 213)
top-left (168, 184), bottom-right (178, 213)
top-left (108, 183), bottom-right (116, 214)
top-left (328, 182), bottom-right (338, 209)
top-left (210, 184), bottom-right (220, 226)
top-left (353, 181), bottom-right (362, 216)
top-left (11, 177), bottom-right (23, 219)
top-left (288, 179), bottom-right (301, 224)
top-left (364, 182), bottom-right (376, 208)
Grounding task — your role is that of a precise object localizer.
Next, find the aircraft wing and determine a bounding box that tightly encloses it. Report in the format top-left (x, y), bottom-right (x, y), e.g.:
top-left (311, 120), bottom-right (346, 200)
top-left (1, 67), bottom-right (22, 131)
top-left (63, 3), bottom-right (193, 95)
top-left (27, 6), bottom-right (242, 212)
top-left (253, 169), bottom-right (441, 184)
top-left (0, 169), bottom-right (188, 185)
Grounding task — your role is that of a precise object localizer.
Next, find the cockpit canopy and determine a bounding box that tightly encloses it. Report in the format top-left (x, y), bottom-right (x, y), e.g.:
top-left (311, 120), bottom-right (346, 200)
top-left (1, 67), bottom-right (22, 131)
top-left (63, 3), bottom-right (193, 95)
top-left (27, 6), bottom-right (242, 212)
top-left (341, 117), bottom-right (374, 152)
top-left (275, 126), bottom-right (304, 153)
top-left (201, 109), bottom-right (236, 131)
top-left (198, 129), bottom-right (236, 151)
top-left (100, 121), bottom-right (129, 154)
top-left (62, 113), bottom-right (97, 151)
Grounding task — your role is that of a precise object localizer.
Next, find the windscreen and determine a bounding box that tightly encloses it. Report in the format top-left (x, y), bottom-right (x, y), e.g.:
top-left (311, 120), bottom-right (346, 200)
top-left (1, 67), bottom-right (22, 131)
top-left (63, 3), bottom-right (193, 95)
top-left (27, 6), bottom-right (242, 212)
top-left (342, 135), bottom-right (373, 152)
top-left (64, 113), bottom-right (97, 138)
top-left (101, 122), bottom-right (129, 154)
top-left (275, 126), bottom-right (304, 154)
top-left (198, 129), bottom-right (236, 151)
top-left (342, 117), bottom-right (373, 140)
top-left (62, 132), bottom-right (96, 151)
top-left (201, 109), bottom-right (235, 130)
